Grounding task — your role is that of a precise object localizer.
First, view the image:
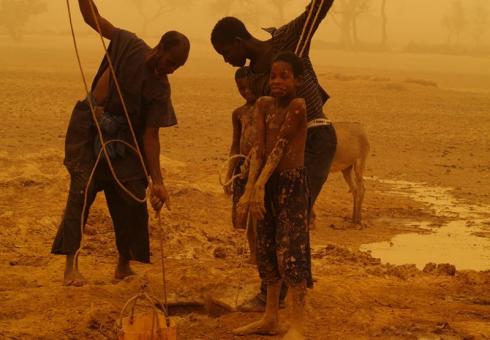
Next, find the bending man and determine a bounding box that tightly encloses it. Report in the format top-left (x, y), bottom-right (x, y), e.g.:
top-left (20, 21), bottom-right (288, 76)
top-left (52, 0), bottom-right (190, 286)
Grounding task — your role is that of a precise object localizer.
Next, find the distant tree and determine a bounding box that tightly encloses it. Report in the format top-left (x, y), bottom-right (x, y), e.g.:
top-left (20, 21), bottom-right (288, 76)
top-left (441, 1), bottom-right (467, 44)
top-left (331, 0), bottom-right (372, 49)
top-left (470, 0), bottom-right (489, 45)
top-left (0, 0), bottom-right (46, 41)
top-left (125, 0), bottom-right (194, 36)
top-left (208, 0), bottom-right (260, 26)
top-left (380, 0), bottom-right (387, 47)
top-left (267, 0), bottom-right (295, 25)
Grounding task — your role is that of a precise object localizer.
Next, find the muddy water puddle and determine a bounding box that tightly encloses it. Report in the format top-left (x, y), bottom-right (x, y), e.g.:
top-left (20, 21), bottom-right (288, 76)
top-left (361, 179), bottom-right (490, 271)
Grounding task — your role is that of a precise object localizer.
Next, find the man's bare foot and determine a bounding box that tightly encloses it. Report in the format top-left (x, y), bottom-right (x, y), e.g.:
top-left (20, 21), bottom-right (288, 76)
top-left (64, 254), bottom-right (86, 286)
top-left (114, 258), bottom-right (136, 280)
top-left (63, 270), bottom-right (86, 287)
top-left (233, 318), bottom-right (278, 336)
top-left (283, 327), bottom-right (305, 340)
top-left (237, 295), bottom-right (286, 312)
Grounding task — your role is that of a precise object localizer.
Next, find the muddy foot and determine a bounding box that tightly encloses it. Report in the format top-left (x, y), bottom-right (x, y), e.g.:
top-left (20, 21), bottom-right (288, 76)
top-left (63, 271), bottom-right (87, 287)
top-left (283, 328), bottom-right (304, 340)
top-left (233, 318), bottom-right (278, 336)
top-left (114, 263), bottom-right (136, 280)
top-left (237, 296), bottom-right (265, 312)
top-left (237, 296), bottom-right (286, 312)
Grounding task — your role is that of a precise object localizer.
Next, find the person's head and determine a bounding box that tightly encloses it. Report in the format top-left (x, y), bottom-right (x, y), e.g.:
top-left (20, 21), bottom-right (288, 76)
top-left (146, 31), bottom-right (190, 76)
top-left (269, 51), bottom-right (304, 98)
top-left (211, 17), bottom-right (252, 67)
top-left (235, 66), bottom-right (255, 103)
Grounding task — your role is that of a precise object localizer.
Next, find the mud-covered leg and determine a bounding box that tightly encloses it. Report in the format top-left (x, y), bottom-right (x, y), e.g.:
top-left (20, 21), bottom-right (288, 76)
top-left (55, 171), bottom-right (97, 287)
top-left (115, 255), bottom-right (136, 280)
top-left (247, 218), bottom-right (257, 264)
top-left (283, 281), bottom-right (307, 340)
top-left (233, 280), bottom-right (281, 335)
top-left (64, 253), bottom-right (87, 286)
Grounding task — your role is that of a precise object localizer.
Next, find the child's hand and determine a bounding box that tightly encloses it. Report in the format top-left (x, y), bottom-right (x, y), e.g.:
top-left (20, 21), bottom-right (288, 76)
top-left (223, 182), bottom-right (233, 196)
top-left (250, 186), bottom-right (265, 220)
top-left (236, 192), bottom-right (251, 228)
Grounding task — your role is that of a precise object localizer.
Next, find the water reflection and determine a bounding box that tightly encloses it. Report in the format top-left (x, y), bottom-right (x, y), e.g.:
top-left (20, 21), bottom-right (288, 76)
top-left (361, 179), bottom-right (490, 271)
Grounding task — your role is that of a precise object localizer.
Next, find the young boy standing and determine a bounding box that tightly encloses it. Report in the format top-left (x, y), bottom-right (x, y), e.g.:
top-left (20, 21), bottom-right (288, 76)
top-left (224, 67), bottom-right (257, 261)
top-left (235, 51), bottom-right (310, 339)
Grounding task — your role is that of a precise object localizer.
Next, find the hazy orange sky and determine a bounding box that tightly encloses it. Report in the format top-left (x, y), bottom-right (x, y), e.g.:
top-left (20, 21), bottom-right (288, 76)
top-left (16, 0), bottom-right (490, 46)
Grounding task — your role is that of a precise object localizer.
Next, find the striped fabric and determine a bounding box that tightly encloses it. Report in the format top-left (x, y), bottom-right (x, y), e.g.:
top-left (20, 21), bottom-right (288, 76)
top-left (248, 0), bottom-right (334, 122)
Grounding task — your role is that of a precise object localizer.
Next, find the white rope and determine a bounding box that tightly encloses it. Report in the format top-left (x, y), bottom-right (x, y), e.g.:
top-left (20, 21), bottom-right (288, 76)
top-left (66, 0), bottom-right (150, 273)
top-left (66, 2), bottom-right (170, 319)
top-left (295, 0), bottom-right (326, 57)
top-left (218, 154), bottom-right (250, 187)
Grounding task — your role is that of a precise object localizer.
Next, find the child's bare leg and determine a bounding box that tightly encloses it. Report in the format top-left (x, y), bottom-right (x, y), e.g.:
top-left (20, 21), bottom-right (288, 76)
top-left (283, 281), bottom-right (307, 340)
top-left (64, 253), bottom-right (86, 286)
top-left (233, 280), bottom-right (281, 335)
top-left (310, 207), bottom-right (316, 230)
top-left (115, 255), bottom-right (136, 280)
top-left (246, 218), bottom-right (257, 264)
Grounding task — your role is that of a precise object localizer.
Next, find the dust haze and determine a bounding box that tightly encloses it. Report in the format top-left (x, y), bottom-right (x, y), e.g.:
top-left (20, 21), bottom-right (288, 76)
top-left (1, 1), bottom-right (490, 339)
top-left (1, 0), bottom-right (490, 88)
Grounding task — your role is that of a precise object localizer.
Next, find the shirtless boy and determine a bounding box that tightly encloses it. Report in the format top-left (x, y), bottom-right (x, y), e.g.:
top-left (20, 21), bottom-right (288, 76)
top-left (224, 66), bottom-right (257, 261)
top-left (235, 51), bottom-right (310, 340)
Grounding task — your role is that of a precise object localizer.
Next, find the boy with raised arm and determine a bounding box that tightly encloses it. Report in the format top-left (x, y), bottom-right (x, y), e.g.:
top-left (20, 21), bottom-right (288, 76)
top-left (235, 51), bottom-right (310, 339)
top-left (51, 0), bottom-right (190, 286)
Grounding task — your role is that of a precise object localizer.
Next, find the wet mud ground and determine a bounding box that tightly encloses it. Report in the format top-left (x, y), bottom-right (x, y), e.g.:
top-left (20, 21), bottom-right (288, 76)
top-left (1, 39), bottom-right (490, 339)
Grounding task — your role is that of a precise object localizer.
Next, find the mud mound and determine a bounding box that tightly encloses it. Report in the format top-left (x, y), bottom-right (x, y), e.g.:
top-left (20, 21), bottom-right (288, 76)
top-left (405, 78), bottom-right (438, 87)
top-left (423, 262), bottom-right (457, 276)
top-left (367, 263), bottom-right (420, 280)
top-left (312, 244), bottom-right (381, 266)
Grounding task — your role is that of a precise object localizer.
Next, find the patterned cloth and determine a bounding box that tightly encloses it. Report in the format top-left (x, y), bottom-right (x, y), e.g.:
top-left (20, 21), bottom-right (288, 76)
top-left (256, 167), bottom-right (312, 287)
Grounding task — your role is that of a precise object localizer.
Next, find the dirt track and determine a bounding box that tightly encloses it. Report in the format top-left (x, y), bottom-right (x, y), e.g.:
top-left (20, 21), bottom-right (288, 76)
top-left (1, 38), bottom-right (490, 339)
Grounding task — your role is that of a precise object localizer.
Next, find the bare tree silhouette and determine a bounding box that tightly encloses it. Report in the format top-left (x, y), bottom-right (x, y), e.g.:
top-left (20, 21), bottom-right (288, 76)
top-left (331, 0), bottom-right (372, 49)
top-left (470, 0), bottom-right (489, 46)
top-left (208, 0), bottom-right (260, 26)
top-left (125, 0), bottom-right (194, 36)
top-left (380, 0), bottom-right (387, 47)
top-left (441, 1), bottom-right (467, 45)
top-left (267, 0), bottom-right (295, 25)
top-left (0, 0), bottom-right (46, 41)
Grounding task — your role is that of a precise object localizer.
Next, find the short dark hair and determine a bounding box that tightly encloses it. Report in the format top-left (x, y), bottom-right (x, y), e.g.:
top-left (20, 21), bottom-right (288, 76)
top-left (159, 31), bottom-right (188, 50)
top-left (146, 31), bottom-right (189, 70)
top-left (272, 51), bottom-right (304, 78)
top-left (235, 66), bottom-right (249, 81)
top-left (211, 17), bottom-right (252, 47)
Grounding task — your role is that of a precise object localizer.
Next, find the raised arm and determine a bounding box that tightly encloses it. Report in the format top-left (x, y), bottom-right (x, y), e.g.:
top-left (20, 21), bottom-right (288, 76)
top-left (250, 98), bottom-right (306, 219)
top-left (278, 0), bottom-right (335, 53)
top-left (78, 0), bottom-right (118, 40)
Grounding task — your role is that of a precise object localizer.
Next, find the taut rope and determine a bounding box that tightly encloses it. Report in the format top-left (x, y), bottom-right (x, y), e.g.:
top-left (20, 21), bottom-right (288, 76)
top-left (65, 0), bottom-right (170, 325)
top-left (295, 0), bottom-right (326, 57)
